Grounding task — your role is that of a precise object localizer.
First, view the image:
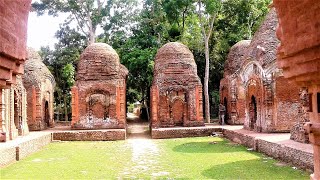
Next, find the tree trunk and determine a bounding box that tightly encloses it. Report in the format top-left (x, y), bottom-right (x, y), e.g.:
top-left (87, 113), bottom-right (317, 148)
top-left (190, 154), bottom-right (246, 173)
top-left (204, 37), bottom-right (210, 123)
top-left (89, 31), bottom-right (95, 45)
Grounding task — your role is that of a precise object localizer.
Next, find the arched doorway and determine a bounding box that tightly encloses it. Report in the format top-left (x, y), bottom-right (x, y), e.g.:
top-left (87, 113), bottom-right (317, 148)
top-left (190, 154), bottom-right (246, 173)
top-left (44, 101), bottom-right (50, 127)
top-left (250, 95), bottom-right (257, 130)
top-left (223, 97), bottom-right (228, 124)
top-left (171, 98), bottom-right (184, 126)
top-left (87, 92), bottom-right (110, 121)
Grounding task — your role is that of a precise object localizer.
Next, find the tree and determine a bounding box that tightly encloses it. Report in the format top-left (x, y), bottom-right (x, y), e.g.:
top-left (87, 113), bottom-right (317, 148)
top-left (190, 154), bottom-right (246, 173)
top-left (197, 0), bottom-right (222, 122)
top-left (32, 0), bottom-right (138, 44)
top-left (116, 0), bottom-right (168, 119)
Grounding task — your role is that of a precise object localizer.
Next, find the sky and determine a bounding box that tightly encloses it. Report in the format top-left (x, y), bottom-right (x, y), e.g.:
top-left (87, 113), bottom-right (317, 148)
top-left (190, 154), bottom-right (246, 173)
top-left (27, 0), bottom-right (144, 50)
top-left (27, 12), bottom-right (67, 50)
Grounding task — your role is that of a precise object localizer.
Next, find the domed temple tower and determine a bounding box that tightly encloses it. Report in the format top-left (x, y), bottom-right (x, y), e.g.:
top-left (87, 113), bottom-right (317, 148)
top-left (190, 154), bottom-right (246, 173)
top-left (238, 9), bottom-right (302, 133)
top-left (150, 42), bottom-right (204, 128)
top-left (0, 0), bottom-right (31, 142)
top-left (220, 9), bottom-right (305, 133)
top-left (220, 40), bottom-right (251, 125)
top-left (71, 43), bottom-right (128, 129)
top-left (24, 48), bottom-right (56, 131)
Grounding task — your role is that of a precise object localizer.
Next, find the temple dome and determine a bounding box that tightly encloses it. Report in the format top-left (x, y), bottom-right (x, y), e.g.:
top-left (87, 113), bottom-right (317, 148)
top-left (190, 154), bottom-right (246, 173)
top-left (154, 42), bottom-right (197, 76)
top-left (224, 40), bottom-right (251, 77)
top-left (245, 8), bottom-right (279, 67)
top-left (23, 48), bottom-right (55, 88)
top-left (152, 42), bottom-right (201, 89)
top-left (76, 43), bottom-right (127, 81)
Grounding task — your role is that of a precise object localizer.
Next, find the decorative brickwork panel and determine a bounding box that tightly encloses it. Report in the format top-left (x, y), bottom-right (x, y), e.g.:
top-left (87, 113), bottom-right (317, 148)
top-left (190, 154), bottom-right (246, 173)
top-left (151, 42), bottom-right (204, 128)
top-left (71, 43), bottom-right (128, 130)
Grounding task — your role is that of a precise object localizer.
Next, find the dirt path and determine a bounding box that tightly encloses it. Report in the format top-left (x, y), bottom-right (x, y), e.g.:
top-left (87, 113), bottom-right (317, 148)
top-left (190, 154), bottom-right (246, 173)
top-left (119, 116), bottom-right (169, 178)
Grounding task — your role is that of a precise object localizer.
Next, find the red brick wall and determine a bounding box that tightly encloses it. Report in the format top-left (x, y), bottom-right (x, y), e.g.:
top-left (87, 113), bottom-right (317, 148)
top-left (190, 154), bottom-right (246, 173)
top-left (273, 76), bottom-right (301, 132)
top-left (275, 0), bottom-right (320, 85)
top-left (72, 80), bottom-right (126, 129)
top-left (0, 0), bottom-right (31, 87)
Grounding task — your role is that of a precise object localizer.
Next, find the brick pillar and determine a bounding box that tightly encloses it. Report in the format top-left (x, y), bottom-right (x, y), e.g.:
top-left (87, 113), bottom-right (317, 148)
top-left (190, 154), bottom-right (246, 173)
top-left (150, 86), bottom-right (159, 128)
top-left (0, 89), bottom-right (5, 142)
top-left (304, 85), bottom-right (320, 180)
top-left (71, 86), bottom-right (79, 126)
top-left (116, 86), bottom-right (126, 128)
top-left (273, 0), bottom-right (320, 178)
top-left (35, 89), bottom-right (42, 130)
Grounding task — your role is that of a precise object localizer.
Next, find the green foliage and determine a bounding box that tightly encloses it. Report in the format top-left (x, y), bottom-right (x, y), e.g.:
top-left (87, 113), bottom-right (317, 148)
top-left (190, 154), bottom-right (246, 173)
top-left (36, 0), bottom-right (272, 119)
top-left (1, 137), bottom-right (310, 179)
top-left (62, 63), bottom-right (75, 87)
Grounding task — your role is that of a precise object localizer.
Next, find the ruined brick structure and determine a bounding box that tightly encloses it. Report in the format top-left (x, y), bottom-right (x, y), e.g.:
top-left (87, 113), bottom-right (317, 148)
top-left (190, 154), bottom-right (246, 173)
top-left (290, 87), bottom-right (310, 143)
top-left (0, 0), bottom-right (31, 141)
top-left (23, 48), bottom-right (55, 131)
top-left (150, 42), bottom-right (204, 128)
top-left (273, 1), bottom-right (320, 179)
top-left (220, 40), bottom-right (251, 125)
top-left (0, 76), bottom-right (29, 142)
top-left (220, 9), bottom-right (302, 133)
top-left (71, 43), bottom-right (128, 129)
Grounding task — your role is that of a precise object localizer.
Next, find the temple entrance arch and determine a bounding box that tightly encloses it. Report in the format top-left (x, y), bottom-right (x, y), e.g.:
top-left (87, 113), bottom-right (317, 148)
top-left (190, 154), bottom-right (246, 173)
top-left (88, 92), bottom-right (110, 121)
top-left (171, 98), bottom-right (185, 126)
top-left (250, 95), bottom-right (257, 130)
top-left (44, 101), bottom-right (49, 127)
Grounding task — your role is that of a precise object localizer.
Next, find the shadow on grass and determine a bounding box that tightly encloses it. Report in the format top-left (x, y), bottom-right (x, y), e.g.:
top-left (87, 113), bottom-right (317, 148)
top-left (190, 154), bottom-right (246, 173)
top-left (201, 159), bottom-right (309, 179)
top-left (172, 140), bottom-right (243, 153)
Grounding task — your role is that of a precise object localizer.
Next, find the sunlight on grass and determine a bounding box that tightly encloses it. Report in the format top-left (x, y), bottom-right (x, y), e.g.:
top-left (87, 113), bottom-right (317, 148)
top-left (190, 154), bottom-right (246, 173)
top-left (1, 137), bottom-right (310, 179)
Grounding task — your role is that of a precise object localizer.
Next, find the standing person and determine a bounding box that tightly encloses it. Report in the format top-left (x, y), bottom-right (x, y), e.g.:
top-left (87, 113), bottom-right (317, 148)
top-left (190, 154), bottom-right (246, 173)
top-left (219, 103), bottom-right (226, 125)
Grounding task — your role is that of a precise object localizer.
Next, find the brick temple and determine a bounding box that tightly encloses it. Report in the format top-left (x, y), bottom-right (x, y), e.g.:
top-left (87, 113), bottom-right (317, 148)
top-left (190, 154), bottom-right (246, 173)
top-left (71, 43), bottom-right (128, 129)
top-left (220, 9), bottom-right (303, 133)
top-left (23, 48), bottom-right (56, 131)
top-left (220, 40), bottom-right (251, 125)
top-left (150, 42), bottom-right (204, 128)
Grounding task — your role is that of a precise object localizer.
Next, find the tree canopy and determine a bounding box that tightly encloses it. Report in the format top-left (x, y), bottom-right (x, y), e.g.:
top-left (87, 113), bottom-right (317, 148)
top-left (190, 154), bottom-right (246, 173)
top-left (33, 0), bottom-right (271, 120)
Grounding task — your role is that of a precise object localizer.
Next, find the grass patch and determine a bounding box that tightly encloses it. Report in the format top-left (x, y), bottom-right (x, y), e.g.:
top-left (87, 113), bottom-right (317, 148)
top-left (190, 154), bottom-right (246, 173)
top-left (1, 137), bottom-right (310, 179)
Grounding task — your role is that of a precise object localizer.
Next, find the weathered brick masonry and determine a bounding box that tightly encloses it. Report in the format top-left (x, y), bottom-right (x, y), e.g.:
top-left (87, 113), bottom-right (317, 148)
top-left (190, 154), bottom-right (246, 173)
top-left (220, 40), bottom-right (251, 125)
top-left (71, 43), bottom-right (128, 130)
top-left (0, 0), bottom-right (32, 142)
top-left (151, 126), bottom-right (222, 139)
top-left (23, 48), bottom-right (55, 131)
top-left (223, 129), bottom-right (314, 171)
top-left (52, 129), bottom-right (126, 141)
top-left (273, 0), bottom-right (320, 179)
top-left (151, 42), bottom-right (204, 128)
top-left (220, 9), bottom-right (304, 134)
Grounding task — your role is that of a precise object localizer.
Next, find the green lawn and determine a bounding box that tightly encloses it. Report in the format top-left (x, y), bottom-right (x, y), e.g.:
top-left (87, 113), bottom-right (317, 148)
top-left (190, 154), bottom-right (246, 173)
top-left (1, 137), bottom-right (310, 179)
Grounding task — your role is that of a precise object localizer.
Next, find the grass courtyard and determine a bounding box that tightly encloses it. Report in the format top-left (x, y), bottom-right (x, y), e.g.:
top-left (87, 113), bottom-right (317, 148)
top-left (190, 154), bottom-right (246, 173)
top-left (1, 137), bottom-right (310, 179)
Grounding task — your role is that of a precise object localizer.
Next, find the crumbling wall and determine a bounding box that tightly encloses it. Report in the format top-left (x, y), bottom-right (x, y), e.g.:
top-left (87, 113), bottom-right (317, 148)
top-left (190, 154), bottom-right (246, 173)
top-left (71, 43), bottom-right (128, 130)
top-left (24, 48), bottom-right (55, 131)
top-left (151, 42), bottom-right (204, 128)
